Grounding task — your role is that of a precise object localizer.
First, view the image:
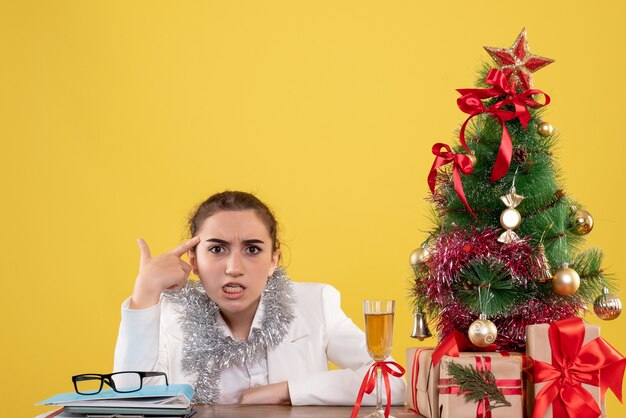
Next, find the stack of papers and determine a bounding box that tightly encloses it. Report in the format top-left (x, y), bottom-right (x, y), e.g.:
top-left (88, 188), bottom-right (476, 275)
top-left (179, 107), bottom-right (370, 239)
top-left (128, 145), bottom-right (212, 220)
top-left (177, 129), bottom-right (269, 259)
top-left (37, 384), bottom-right (195, 417)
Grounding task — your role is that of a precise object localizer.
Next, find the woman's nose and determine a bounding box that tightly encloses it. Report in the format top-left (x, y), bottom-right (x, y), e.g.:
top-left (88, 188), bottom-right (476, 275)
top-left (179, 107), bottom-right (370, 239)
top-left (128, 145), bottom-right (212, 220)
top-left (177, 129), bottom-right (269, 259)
top-left (225, 252), bottom-right (244, 277)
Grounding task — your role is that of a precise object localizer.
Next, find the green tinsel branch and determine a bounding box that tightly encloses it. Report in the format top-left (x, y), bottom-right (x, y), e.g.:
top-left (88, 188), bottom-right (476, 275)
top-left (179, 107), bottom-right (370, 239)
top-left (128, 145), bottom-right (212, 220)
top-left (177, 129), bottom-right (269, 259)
top-left (446, 362), bottom-right (512, 410)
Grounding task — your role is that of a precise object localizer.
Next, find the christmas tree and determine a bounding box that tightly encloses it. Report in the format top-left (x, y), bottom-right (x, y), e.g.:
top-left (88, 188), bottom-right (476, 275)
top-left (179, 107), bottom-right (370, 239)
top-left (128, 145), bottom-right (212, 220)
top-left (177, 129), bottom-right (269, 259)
top-left (411, 28), bottom-right (622, 351)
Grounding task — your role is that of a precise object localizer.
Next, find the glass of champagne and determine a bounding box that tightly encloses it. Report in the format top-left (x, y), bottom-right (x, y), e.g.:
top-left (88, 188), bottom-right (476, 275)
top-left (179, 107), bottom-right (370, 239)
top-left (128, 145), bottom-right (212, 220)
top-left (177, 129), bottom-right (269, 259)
top-left (363, 300), bottom-right (395, 418)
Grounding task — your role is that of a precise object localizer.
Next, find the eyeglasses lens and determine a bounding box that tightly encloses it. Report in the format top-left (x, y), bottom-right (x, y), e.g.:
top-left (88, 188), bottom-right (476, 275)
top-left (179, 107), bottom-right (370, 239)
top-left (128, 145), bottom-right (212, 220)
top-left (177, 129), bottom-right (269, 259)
top-left (75, 375), bottom-right (103, 395)
top-left (111, 372), bottom-right (142, 392)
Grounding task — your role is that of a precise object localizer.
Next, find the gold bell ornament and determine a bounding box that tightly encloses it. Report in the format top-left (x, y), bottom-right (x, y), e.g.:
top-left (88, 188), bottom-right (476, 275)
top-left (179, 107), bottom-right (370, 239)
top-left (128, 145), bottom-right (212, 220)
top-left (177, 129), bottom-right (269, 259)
top-left (498, 186), bottom-right (524, 243)
top-left (468, 314), bottom-right (498, 347)
top-left (410, 308), bottom-right (432, 340)
top-left (552, 263), bottom-right (580, 296)
top-left (593, 287), bottom-right (622, 320)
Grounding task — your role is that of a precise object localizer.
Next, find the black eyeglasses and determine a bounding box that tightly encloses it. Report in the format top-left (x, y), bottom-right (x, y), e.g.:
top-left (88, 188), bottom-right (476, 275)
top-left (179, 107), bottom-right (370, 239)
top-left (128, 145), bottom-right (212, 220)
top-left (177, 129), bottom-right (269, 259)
top-left (72, 371), bottom-right (169, 395)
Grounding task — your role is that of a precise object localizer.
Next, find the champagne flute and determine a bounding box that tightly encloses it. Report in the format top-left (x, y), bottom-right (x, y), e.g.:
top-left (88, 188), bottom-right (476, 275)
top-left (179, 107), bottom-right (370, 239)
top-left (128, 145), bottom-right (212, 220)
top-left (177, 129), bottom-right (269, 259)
top-left (363, 300), bottom-right (395, 418)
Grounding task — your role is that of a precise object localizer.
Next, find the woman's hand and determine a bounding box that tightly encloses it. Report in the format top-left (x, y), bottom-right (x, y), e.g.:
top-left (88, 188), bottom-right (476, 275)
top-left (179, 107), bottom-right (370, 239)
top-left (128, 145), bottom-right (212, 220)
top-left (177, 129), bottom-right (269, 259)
top-left (240, 381), bottom-right (291, 405)
top-left (129, 236), bottom-right (201, 309)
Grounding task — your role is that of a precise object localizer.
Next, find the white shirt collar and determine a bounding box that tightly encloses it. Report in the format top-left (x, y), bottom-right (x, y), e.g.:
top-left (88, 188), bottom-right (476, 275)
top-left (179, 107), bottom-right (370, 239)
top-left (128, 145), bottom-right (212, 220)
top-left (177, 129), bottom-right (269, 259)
top-left (215, 297), bottom-right (265, 340)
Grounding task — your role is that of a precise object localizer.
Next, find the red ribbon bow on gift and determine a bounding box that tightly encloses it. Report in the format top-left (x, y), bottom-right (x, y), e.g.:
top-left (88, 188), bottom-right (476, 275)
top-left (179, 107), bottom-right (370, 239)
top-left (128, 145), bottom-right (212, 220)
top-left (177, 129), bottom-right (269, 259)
top-left (457, 68), bottom-right (550, 183)
top-left (432, 330), bottom-right (498, 366)
top-left (531, 318), bottom-right (626, 418)
top-left (350, 361), bottom-right (405, 418)
top-left (427, 143), bottom-right (477, 220)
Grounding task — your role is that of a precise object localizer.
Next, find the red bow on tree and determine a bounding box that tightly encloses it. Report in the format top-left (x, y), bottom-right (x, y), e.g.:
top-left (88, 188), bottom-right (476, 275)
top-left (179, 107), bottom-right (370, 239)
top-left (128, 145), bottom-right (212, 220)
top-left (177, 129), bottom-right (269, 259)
top-left (457, 68), bottom-right (550, 183)
top-left (428, 143), bottom-right (476, 220)
top-left (531, 318), bottom-right (626, 418)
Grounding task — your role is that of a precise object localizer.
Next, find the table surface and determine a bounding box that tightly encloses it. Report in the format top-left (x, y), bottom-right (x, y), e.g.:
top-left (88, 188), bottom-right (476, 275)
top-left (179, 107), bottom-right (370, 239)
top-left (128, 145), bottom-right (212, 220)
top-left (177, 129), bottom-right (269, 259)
top-left (192, 405), bottom-right (425, 417)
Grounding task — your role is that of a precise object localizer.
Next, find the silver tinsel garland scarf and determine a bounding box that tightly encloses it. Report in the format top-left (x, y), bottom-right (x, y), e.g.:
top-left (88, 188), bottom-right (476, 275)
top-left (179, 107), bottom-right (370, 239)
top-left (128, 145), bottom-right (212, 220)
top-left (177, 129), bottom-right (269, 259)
top-left (164, 268), bottom-right (295, 403)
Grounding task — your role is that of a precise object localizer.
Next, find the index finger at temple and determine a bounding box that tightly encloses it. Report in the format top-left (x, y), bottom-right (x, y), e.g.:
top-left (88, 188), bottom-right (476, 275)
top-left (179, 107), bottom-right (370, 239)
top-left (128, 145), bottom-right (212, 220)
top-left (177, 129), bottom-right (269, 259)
top-left (171, 236), bottom-right (201, 256)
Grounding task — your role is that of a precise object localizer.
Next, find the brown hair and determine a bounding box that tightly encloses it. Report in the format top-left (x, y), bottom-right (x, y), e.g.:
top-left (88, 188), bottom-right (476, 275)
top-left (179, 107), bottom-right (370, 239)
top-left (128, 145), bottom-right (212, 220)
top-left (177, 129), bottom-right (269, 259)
top-left (188, 191), bottom-right (280, 253)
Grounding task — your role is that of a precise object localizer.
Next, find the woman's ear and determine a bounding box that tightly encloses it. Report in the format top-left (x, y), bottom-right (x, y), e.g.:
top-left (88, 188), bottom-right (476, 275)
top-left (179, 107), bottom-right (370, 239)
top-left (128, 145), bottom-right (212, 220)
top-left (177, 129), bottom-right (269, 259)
top-left (268, 249), bottom-right (280, 276)
top-left (188, 249), bottom-right (199, 275)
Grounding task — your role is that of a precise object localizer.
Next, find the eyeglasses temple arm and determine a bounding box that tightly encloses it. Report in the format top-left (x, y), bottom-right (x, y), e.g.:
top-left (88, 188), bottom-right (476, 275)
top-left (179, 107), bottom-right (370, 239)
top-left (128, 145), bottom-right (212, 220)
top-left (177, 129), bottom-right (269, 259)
top-left (143, 371), bottom-right (169, 386)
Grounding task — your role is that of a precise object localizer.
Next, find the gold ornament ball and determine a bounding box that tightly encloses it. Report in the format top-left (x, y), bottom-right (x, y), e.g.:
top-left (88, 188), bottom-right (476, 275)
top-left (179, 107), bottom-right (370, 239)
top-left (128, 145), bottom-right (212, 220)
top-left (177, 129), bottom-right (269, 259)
top-left (571, 209), bottom-right (594, 235)
top-left (552, 267), bottom-right (581, 296)
top-left (468, 154), bottom-right (478, 168)
top-left (594, 291), bottom-right (622, 320)
top-left (409, 247), bottom-right (429, 268)
top-left (537, 122), bottom-right (555, 137)
top-left (500, 208), bottom-right (521, 230)
top-left (468, 318), bottom-right (498, 347)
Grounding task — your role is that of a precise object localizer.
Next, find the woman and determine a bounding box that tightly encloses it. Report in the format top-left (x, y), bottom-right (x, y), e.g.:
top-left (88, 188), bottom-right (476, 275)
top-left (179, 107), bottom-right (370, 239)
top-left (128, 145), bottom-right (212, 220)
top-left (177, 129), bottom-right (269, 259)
top-left (114, 191), bottom-right (405, 404)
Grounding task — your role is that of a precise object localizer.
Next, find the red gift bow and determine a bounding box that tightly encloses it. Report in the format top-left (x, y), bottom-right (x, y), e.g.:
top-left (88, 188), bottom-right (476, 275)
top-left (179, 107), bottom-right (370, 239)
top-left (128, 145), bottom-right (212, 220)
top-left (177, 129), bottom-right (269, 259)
top-left (350, 361), bottom-right (405, 418)
top-left (457, 68), bottom-right (550, 183)
top-left (531, 317), bottom-right (626, 418)
top-left (428, 143), bottom-right (477, 220)
top-left (439, 356), bottom-right (522, 418)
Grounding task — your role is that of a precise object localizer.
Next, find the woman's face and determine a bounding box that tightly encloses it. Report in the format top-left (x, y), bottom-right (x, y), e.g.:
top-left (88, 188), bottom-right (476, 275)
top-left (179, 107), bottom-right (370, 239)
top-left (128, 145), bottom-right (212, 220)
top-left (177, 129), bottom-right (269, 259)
top-left (190, 210), bottom-right (279, 321)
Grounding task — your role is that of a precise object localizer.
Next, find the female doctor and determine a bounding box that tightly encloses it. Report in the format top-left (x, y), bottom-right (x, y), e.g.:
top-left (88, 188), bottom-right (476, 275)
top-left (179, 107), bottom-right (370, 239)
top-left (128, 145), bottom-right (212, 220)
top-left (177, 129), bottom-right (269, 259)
top-left (114, 191), bottom-right (405, 404)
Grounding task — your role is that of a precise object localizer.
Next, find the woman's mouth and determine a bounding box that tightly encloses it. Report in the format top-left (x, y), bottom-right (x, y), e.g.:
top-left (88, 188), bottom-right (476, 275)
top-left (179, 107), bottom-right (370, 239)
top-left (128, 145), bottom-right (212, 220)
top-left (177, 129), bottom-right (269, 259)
top-left (223, 284), bottom-right (244, 294)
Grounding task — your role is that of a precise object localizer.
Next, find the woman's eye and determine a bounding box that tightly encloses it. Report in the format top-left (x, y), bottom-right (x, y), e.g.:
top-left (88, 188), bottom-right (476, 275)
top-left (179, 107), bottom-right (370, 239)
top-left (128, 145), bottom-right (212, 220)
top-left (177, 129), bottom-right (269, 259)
top-left (246, 246), bottom-right (261, 255)
top-left (209, 246), bottom-right (225, 254)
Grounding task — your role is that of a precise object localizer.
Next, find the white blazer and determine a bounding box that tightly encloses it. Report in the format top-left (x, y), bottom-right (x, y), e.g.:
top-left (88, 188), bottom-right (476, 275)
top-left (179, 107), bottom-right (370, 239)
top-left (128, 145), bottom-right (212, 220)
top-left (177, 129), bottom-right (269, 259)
top-left (114, 281), bottom-right (406, 405)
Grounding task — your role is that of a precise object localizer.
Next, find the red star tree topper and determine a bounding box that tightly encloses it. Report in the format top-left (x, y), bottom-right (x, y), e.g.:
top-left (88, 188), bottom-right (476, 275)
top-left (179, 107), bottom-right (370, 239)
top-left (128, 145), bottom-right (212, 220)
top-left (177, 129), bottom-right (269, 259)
top-left (484, 28), bottom-right (554, 91)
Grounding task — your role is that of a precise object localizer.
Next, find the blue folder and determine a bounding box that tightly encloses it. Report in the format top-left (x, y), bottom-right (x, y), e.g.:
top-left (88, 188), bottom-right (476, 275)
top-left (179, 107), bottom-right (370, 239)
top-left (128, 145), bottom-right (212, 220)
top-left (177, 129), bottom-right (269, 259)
top-left (37, 384), bottom-right (194, 407)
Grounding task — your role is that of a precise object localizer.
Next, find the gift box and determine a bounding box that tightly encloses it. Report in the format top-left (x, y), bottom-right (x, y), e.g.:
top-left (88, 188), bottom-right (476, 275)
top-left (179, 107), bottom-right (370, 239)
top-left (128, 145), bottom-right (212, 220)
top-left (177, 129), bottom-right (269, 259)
top-left (406, 347), bottom-right (524, 418)
top-left (406, 348), bottom-right (439, 417)
top-left (525, 319), bottom-right (622, 418)
top-left (438, 353), bottom-right (524, 418)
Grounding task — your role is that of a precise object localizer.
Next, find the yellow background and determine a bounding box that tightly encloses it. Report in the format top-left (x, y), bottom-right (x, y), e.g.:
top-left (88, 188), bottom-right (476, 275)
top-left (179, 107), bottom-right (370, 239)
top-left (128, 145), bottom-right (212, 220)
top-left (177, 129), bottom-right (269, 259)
top-left (2, 1), bottom-right (625, 416)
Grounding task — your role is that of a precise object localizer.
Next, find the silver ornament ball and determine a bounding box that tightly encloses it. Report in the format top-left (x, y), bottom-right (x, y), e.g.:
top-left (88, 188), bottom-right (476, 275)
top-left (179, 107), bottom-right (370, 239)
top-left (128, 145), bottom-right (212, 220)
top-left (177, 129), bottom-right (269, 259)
top-left (594, 288), bottom-right (622, 320)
